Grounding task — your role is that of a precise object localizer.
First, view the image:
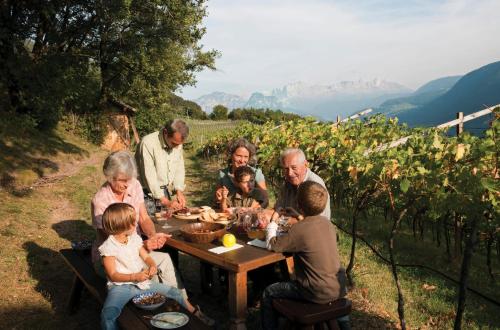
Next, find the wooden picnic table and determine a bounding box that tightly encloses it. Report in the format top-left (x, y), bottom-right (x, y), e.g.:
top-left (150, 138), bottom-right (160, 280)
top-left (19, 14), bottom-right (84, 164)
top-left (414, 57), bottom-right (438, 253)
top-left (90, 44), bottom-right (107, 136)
top-left (155, 217), bottom-right (293, 330)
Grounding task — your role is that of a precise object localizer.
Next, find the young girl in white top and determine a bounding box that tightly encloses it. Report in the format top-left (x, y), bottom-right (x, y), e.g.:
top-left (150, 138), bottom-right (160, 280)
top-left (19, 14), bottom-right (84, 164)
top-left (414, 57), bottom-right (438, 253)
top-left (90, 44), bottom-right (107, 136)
top-left (99, 203), bottom-right (213, 330)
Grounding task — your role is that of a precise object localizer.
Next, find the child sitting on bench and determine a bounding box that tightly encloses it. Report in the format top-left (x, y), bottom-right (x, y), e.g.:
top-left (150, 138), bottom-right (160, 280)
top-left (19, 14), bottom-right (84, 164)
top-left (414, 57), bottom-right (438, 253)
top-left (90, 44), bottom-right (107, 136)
top-left (99, 202), bottom-right (213, 330)
top-left (262, 181), bottom-right (347, 330)
top-left (218, 165), bottom-right (269, 211)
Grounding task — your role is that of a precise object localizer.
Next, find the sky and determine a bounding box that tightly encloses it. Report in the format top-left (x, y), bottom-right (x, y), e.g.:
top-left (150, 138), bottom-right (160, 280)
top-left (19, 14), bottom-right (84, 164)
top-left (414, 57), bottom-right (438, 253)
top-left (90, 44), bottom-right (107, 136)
top-left (180, 0), bottom-right (500, 100)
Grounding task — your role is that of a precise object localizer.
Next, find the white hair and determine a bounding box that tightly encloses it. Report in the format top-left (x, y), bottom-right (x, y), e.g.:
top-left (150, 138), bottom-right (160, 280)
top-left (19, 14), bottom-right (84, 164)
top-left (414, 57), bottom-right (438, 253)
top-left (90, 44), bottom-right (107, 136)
top-left (280, 148), bottom-right (306, 165)
top-left (103, 151), bottom-right (137, 182)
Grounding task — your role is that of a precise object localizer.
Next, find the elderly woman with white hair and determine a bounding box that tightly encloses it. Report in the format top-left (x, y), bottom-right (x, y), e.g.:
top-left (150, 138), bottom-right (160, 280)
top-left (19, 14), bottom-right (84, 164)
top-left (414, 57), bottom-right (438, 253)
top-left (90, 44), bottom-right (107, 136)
top-left (91, 151), bottom-right (186, 296)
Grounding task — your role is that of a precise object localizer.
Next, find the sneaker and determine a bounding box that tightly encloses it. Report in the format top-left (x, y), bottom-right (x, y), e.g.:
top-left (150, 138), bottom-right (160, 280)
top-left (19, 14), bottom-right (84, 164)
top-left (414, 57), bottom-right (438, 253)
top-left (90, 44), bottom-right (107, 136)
top-left (193, 305), bottom-right (215, 327)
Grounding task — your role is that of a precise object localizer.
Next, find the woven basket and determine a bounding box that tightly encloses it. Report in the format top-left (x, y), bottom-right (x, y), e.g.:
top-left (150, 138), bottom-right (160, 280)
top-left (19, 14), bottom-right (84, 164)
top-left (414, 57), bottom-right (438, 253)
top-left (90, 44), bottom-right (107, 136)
top-left (179, 222), bottom-right (226, 243)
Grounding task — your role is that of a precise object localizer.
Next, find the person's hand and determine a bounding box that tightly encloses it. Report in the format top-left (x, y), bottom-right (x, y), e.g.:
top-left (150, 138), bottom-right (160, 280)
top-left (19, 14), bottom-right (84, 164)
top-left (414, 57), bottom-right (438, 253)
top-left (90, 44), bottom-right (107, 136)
top-left (160, 196), bottom-right (171, 207)
top-left (215, 187), bottom-right (224, 202)
top-left (147, 265), bottom-right (157, 278)
top-left (144, 233), bottom-right (171, 251)
top-left (266, 221), bottom-right (278, 249)
top-left (176, 191), bottom-right (186, 208)
top-left (221, 186), bottom-right (229, 199)
top-left (144, 238), bottom-right (159, 251)
top-left (134, 270), bottom-right (150, 282)
top-left (171, 200), bottom-right (183, 210)
top-left (286, 217), bottom-right (299, 225)
top-left (154, 232), bottom-right (170, 248)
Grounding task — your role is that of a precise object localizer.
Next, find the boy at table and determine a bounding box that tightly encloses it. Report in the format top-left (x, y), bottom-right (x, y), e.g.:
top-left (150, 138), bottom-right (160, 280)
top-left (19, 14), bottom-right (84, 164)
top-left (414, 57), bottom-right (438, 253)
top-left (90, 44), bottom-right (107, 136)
top-left (262, 181), bottom-right (348, 330)
top-left (217, 165), bottom-right (269, 210)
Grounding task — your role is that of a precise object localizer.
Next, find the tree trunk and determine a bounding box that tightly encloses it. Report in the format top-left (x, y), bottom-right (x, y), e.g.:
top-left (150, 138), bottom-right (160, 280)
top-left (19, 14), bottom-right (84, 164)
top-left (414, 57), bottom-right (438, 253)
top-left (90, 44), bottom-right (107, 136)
top-left (486, 235), bottom-right (494, 281)
top-left (389, 209), bottom-right (408, 330)
top-left (346, 210), bottom-right (358, 286)
top-left (454, 214), bottom-right (462, 259)
top-left (454, 217), bottom-right (478, 330)
top-left (444, 217), bottom-right (451, 259)
top-left (436, 220), bottom-right (441, 247)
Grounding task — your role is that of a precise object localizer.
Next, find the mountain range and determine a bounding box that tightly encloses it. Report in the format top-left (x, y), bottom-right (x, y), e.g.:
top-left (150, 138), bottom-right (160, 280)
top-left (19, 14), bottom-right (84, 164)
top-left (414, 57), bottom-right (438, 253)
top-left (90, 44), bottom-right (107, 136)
top-left (376, 76), bottom-right (462, 117)
top-left (194, 79), bottom-right (412, 120)
top-left (383, 61), bottom-right (500, 130)
top-left (193, 60), bottom-right (500, 129)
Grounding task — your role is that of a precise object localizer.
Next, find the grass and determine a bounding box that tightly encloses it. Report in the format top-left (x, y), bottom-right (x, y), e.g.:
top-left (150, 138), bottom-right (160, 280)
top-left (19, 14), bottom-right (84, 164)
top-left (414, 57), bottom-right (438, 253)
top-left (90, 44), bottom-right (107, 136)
top-left (0, 126), bottom-right (104, 329)
top-left (184, 119), bottom-right (246, 150)
top-left (333, 211), bottom-right (500, 329)
top-left (0, 123), bottom-right (498, 329)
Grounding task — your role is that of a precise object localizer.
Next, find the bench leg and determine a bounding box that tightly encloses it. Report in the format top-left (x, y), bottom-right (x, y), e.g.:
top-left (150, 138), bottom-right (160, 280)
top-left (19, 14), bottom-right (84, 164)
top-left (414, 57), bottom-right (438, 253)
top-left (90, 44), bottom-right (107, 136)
top-left (67, 275), bottom-right (84, 314)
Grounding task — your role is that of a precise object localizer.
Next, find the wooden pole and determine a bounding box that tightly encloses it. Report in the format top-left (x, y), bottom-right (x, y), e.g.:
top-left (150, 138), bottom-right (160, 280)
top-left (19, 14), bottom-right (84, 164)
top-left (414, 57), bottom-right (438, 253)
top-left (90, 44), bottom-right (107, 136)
top-left (456, 112), bottom-right (464, 136)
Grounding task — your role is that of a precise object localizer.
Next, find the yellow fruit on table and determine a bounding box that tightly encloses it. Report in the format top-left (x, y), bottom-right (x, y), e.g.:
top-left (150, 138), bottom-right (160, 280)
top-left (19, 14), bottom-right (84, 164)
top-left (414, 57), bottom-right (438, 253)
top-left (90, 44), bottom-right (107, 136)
top-left (222, 233), bottom-right (236, 248)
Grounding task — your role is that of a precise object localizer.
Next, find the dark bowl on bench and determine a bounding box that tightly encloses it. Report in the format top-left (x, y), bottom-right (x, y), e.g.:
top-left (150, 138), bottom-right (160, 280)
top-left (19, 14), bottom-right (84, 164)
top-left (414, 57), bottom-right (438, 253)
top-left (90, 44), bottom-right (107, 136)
top-left (179, 222), bottom-right (226, 244)
top-left (132, 292), bottom-right (166, 310)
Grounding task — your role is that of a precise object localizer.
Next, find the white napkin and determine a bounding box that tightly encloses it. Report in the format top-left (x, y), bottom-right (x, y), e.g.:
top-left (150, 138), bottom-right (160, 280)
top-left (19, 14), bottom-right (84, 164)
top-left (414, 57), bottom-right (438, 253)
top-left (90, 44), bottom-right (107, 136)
top-left (208, 244), bottom-right (244, 254)
top-left (247, 239), bottom-right (267, 249)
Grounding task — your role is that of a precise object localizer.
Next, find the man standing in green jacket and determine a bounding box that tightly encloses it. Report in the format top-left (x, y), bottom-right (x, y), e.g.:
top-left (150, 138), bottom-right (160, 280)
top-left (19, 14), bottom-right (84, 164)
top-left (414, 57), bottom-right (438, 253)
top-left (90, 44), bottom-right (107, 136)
top-left (135, 119), bottom-right (189, 215)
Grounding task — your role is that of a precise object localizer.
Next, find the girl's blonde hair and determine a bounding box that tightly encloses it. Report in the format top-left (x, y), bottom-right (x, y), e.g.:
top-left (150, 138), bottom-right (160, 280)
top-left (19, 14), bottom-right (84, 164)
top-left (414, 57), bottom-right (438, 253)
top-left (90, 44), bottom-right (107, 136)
top-left (102, 203), bottom-right (136, 235)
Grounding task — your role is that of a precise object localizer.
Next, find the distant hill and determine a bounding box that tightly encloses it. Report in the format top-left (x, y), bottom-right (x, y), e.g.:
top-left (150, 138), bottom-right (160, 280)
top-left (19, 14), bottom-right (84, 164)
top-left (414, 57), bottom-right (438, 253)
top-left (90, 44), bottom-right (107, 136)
top-left (377, 76), bottom-right (462, 116)
top-left (396, 61), bottom-right (500, 129)
top-left (194, 92), bottom-right (246, 113)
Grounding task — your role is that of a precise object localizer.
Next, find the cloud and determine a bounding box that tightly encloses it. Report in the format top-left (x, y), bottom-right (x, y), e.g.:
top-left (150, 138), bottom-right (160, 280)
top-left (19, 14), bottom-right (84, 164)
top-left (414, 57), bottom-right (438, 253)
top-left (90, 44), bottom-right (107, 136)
top-left (181, 0), bottom-right (500, 99)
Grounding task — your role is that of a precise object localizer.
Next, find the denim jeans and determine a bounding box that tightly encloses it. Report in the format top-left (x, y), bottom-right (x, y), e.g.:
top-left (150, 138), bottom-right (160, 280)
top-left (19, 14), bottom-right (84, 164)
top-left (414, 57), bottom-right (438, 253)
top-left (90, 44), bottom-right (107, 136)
top-left (101, 282), bottom-right (187, 330)
top-left (261, 281), bottom-right (303, 330)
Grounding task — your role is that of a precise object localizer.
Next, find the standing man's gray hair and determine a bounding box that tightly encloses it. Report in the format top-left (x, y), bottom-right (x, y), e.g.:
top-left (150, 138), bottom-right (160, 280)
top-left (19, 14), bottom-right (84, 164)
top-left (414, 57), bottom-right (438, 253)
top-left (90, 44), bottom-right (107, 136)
top-left (280, 148), bottom-right (306, 165)
top-left (164, 119), bottom-right (189, 140)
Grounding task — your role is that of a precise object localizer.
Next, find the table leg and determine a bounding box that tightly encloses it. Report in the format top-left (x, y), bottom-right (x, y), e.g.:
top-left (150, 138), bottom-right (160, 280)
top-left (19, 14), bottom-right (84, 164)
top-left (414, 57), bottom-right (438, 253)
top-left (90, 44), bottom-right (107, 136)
top-left (200, 262), bottom-right (214, 295)
top-left (228, 271), bottom-right (247, 330)
top-left (279, 257), bottom-right (295, 280)
top-left (164, 246), bottom-right (179, 268)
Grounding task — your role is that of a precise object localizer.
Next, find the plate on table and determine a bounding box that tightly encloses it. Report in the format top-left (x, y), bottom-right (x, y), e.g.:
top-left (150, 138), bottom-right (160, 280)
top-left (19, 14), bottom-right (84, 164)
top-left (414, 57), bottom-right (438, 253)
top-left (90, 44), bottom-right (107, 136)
top-left (150, 312), bottom-right (189, 329)
top-left (199, 210), bottom-right (233, 225)
top-left (173, 213), bottom-right (200, 220)
top-left (173, 207), bottom-right (202, 220)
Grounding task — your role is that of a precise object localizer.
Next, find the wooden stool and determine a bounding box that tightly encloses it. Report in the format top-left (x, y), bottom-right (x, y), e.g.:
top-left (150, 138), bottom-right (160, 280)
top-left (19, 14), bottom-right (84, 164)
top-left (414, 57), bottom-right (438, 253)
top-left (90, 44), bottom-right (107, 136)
top-left (272, 298), bottom-right (352, 330)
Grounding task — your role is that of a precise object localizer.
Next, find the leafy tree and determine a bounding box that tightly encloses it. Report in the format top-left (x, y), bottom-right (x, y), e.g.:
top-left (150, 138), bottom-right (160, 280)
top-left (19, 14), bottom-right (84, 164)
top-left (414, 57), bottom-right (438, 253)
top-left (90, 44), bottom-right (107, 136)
top-left (210, 104), bottom-right (228, 120)
top-left (0, 0), bottom-right (218, 131)
top-left (228, 107), bottom-right (301, 124)
top-left (168, 93), bottom-right (207, 119)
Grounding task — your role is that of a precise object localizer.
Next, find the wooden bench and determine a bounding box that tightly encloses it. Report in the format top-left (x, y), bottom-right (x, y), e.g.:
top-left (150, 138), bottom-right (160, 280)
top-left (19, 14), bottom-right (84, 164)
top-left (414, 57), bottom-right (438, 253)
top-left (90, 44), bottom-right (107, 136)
top-left (272, 298), bottom-right (352, 330)
top-left (59, 248), bottom-right (210, 329)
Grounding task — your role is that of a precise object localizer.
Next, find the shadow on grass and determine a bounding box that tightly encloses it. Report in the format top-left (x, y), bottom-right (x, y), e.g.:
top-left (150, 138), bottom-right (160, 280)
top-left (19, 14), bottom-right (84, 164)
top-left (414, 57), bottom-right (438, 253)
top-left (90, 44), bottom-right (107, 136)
top-left (52, 219), bottom-right (96, 243)
top-left (22, 240), bottom-right (100, 330)
top-left (0, 129), bottom-right (87, 195)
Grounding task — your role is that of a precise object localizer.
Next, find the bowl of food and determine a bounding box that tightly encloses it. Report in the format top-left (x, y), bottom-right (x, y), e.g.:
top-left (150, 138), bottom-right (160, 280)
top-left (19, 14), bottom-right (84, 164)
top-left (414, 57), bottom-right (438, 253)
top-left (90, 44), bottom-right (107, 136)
top-left (132, 292), bottom-right (166, 310)
top-left (247, 228), bottom-right (266, 240)
top-left (179, 222), bottom-right (226, 243)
